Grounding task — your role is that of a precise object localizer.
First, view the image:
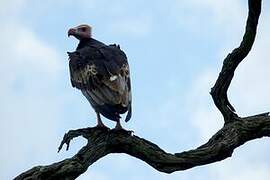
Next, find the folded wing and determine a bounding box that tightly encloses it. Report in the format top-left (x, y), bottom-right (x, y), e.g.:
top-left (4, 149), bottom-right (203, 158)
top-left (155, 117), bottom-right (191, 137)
top-left (68, 44), bottom-right (132, 121)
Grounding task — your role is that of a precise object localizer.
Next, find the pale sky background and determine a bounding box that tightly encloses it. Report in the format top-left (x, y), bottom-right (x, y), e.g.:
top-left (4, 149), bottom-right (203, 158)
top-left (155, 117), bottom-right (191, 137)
top-left (1, 0), bottom-right (270, 179)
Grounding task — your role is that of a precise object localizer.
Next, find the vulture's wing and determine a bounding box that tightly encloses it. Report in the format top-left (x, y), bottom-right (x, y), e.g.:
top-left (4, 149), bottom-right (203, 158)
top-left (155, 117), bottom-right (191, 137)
top-left (68, 44), bottom-right (132, 121)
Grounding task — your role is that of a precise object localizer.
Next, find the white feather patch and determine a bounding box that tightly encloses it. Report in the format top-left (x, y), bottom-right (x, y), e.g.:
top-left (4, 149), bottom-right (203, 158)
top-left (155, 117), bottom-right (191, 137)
top-left (110, 75), bottom-right (118, 81)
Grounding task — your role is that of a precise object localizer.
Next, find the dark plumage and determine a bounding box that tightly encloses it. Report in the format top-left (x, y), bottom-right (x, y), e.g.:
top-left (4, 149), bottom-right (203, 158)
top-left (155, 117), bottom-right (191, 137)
top-left (67, 24), bottom-right (132, 129)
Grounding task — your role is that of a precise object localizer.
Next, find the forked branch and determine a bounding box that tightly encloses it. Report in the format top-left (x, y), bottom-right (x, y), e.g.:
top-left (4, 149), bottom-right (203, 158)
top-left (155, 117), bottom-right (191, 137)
top-left (210, 0), bottom-right (262, 123)
top-left (15, 0), bottom-right (269, 180)
top-left (15, 118), bottom-right (270, 180)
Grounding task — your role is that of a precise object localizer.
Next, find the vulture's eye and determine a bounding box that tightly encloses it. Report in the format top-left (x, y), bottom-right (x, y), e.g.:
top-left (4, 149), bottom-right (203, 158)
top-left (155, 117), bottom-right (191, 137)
top-left (81, 27), bottom-right (87, 32)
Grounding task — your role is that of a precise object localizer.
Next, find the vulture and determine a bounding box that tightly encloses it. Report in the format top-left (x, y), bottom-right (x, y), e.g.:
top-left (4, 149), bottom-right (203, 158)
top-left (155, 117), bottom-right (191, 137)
top-left (67, 24), bottom-right (132, 130)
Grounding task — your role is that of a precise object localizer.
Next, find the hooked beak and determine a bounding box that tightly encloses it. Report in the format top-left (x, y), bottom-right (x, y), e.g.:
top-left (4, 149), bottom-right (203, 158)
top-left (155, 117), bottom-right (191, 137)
top-left (68, 28), bottom-right (77, 37)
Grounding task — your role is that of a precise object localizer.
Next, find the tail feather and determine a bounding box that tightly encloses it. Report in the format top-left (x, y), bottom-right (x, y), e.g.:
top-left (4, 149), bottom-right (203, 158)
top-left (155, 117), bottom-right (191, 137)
top-left (125, 104), bottom-right (132, 122)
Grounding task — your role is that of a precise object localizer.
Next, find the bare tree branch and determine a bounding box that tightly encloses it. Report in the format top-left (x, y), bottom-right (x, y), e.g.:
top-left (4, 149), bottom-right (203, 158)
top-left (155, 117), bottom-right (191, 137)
top-left (15, 0), bottom-right (269, 179)
top-left (210, 0), bottom-right (262, 123)
top-left (15, 117), bottom-right (270, 180)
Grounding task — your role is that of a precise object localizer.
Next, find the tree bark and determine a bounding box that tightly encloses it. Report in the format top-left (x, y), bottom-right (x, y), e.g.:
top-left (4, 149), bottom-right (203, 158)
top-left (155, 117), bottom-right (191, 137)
top-left (15, 0), bottom-right (269, 179)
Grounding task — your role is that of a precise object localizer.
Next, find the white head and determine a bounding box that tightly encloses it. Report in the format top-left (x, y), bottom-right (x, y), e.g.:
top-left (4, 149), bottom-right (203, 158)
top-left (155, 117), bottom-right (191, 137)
top-left (68, 24), bottom-right (92, 40)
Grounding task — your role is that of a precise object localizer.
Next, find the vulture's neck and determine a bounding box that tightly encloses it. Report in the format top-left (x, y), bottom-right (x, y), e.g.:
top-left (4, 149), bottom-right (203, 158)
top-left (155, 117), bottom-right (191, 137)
top-left (77, 38), bottom-right (91, 50)
top-left (76, 38), bottom-right (106, 50)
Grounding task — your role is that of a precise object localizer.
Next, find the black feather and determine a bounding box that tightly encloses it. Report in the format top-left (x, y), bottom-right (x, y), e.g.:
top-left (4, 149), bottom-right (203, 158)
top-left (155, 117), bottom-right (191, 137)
top-left (69, 38), bottom-right (132, 122)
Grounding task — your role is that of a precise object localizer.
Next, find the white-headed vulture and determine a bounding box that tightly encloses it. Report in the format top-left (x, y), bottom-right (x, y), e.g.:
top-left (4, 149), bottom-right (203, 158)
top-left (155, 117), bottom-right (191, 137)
top-left (67, 24), bottom-right (132, 130)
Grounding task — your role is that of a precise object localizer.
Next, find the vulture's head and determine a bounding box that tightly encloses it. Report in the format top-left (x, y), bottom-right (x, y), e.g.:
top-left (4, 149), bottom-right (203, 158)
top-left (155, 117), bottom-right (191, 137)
top-left (68, 24), bottom-right (92, 40)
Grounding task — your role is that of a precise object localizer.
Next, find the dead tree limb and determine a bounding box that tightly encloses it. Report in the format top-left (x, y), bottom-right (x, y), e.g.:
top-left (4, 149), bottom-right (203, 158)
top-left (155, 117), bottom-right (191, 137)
top-left (210, 0), bottom-right (262, 122)
top-left (15, 0), bottom-right (269, 179)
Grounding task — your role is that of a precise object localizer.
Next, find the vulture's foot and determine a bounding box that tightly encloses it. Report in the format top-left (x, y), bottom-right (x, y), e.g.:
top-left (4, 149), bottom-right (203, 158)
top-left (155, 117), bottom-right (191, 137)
top-left (95, 122), bottom-right (109, 129)
top-left (111, 121), bottom-right (134, 135)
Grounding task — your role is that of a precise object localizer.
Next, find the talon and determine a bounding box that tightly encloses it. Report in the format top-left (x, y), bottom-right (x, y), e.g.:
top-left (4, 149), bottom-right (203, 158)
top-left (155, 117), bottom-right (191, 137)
top-left (112, 120), bottom-right (133, 135)
top-left (94, 124), bottom-right (110, 130)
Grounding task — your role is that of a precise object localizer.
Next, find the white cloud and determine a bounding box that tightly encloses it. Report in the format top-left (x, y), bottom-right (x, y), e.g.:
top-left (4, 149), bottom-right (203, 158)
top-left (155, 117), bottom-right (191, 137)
top-left (0, 1), bottom-right (67, 177)
top-left (1, 0), bottom-right (269, 179)
top-left (212, 160), bottom-right (270, 180)
top-left (0, 24), bottom-right (61, 76)
top-left (109, 15), bottom-right (152, 37)
top-left (229, 12), bottom-right (270, 116)
top-left (78, 171), bottom-right (109, 180)
top-left (186, 69), bottom-right (223, 141)
top-left (0, 23), bottom-right (65, 179)
top-left (175, 0), bottom-right (245, 24)
top-left (172, 0), bottom-right (246, 43)
top-left (208, 138), bottom-right (270, 180)
top-left (0, 0), bottom-right (25, 17)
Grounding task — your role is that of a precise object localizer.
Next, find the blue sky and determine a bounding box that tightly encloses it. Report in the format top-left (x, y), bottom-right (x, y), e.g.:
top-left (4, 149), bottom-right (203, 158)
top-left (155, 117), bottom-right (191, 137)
top-left (1, 0), bottom-right (270, 179)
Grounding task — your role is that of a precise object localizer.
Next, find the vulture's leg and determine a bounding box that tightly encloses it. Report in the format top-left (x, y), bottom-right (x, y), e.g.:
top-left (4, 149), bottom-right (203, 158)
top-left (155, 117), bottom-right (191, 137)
top-left (96, 112), bottom-right (107, 128)
top-left (114, 119), bottom-right (123, 130)
top-left (113, 119), bottom-right (133, 134)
